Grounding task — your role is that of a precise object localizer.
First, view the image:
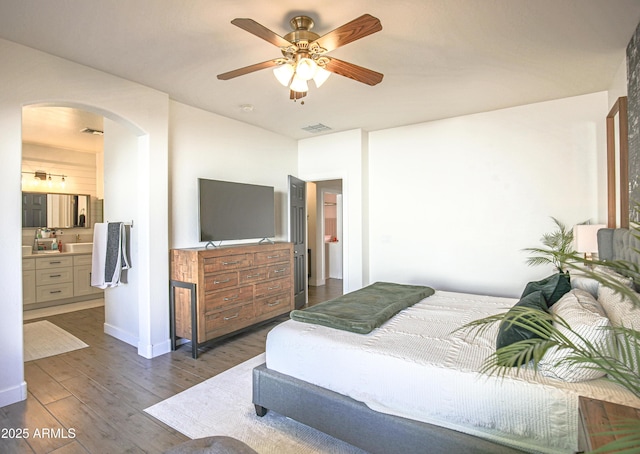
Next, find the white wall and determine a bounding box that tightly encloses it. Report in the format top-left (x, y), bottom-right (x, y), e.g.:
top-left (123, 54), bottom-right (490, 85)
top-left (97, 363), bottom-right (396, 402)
top-left (608, 56), bottom-right (628, 107)
top-left (368, 92), bottom-right (609, 297)
top-left (168, 101), bottom-right (298, 248)
top-left (102, 118), bottom-right (140, 347)
top-left (0, 38), bottom-right (170, 407)
top-left (298, 129), bottom-right (367, 293)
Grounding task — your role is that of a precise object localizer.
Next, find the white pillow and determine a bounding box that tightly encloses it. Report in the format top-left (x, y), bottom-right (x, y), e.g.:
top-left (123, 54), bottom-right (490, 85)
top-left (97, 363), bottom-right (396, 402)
top-left (570, 275), bottom-right (599, 298)
top-left (592, 265), bottom-right (634, 288)
top-left (538, 289), bottom-right (614, 382)
top-left (597, 285), bottom-right (640, 374)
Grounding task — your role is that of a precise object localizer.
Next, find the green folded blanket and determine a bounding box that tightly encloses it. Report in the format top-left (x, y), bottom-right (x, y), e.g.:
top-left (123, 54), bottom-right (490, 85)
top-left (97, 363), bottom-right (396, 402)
top-left (290, 281), bottom-right (435, 334)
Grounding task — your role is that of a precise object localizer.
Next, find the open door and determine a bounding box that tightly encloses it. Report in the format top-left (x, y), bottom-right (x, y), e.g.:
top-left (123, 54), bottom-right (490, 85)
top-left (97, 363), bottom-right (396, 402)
top-left (288, 175), bottom-right (307, 309)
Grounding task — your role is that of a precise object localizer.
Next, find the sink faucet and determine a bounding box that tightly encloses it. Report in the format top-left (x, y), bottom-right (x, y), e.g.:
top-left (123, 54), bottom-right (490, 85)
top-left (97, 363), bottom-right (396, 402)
top-left (76, 234), bottom-right (81, 242)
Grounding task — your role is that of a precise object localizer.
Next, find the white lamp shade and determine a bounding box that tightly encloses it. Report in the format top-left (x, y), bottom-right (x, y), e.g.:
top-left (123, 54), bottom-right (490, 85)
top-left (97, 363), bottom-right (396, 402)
top-left (313, 66), bottom-right (331, 88)
top-left (273, 64), bottom-right (294, 86)
top-left (574, 224), bottom-right (606, 253)
top-left (295, 58), bottom-right (317, 81)
top-left (289, 75), bottom-right (308, 93)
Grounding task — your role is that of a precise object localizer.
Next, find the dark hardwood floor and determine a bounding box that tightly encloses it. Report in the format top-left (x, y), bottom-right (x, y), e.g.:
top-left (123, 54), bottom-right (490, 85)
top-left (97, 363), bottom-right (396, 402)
top-left (2, 279), bottom-right (342, 453)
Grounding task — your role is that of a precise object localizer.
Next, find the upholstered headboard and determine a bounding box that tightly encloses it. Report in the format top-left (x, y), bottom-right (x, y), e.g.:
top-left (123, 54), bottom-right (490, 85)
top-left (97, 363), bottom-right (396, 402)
top-left (597, 228), bottom-right (640, 267)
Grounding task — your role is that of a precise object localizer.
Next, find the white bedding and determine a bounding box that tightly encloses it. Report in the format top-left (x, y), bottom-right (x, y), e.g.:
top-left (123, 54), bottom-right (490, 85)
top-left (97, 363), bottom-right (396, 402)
top-left (266, 290), bottom-right (640, 453)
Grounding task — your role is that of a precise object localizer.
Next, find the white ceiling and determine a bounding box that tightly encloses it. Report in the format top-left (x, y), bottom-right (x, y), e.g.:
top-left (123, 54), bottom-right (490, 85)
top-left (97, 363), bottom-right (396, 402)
top-left (4, 0), bottom-right (640, 149)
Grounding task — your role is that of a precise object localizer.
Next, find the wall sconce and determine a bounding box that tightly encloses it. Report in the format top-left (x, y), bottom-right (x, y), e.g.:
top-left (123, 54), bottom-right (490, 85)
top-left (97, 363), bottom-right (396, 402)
top-left (22, 171), bottom-right (66, 189)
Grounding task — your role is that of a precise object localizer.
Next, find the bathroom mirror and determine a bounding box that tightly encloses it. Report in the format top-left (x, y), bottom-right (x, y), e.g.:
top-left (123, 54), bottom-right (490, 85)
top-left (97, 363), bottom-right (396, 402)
top-left (22, 192), bottom-right (91, 229)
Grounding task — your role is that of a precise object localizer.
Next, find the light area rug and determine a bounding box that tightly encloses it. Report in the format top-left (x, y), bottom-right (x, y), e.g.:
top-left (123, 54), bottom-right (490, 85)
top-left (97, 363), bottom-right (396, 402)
top-left (144, 354), bottom-right (366, 454)
top-left (23, 320), bottom-right (88, 362)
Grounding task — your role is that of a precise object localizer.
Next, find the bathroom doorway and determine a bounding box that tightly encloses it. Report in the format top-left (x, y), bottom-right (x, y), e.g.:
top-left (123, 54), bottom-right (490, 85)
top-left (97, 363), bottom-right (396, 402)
top-left (307, 179), bottom-right (343, 293)
top-left (21, 106), bottom-right (106, 321)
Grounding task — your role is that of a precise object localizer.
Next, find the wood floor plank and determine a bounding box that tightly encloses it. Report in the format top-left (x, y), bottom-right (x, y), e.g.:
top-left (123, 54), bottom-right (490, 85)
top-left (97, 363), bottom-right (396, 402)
top-left (46, 395), bottom-right (144, 454)
top-left (60, 374), bottom-right (187, 451)
top-left (25, 363), bottom-right (72, 406)
top-left (49, 441), bottom-right (88, 454)
top-left (2, 392), bottom-right (72, 453)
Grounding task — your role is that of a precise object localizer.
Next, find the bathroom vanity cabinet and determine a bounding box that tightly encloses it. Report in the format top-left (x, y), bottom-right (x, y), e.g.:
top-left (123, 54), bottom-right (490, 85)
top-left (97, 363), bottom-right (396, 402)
top-left (22, 252), bottom-right (103, 310)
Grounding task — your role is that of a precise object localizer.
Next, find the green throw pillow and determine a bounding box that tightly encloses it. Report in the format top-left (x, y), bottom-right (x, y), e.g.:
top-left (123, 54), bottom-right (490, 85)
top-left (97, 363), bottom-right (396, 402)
top-left (496, 290), bottom-right (548, 350)
top-left (521, 272), bottom-right (571, 307)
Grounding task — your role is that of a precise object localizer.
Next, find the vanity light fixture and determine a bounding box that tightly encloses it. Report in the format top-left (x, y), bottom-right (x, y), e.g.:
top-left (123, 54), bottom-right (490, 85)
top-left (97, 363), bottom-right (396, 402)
top-left (22, 171), bottom-right (67, 189)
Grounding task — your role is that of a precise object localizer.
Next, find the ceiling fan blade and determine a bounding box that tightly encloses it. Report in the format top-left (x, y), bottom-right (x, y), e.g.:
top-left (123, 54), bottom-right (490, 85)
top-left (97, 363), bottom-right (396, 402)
top-left (324, 58), bottom-right (383, 86)
top-left (311, 14), bottom-right (382, 53)
top-left (231, 18), bottom-right (293, 48)
top-left (217, 59), bottom-right (280, 80)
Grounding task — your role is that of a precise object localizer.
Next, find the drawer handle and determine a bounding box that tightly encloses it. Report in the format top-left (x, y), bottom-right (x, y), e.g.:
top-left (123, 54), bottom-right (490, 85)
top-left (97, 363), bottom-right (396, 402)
top-left (49, 274), bottom-right (62, 278)
top-left (268, 301), bottom-right (281, 307)
top-left (246, 273), bottom-right (262, 278)
top-left (49, 261), bottom-right (62, 265)
top-left (222, 260), bottom-right (240, 265)
top-left (50, 290), bottom-right (62, 294)
top-left (267, 255), bottom-right (280, 259)
top-left (273, 269), bottom-right (285, 274)
top-left (214, 279), bottom-right (231, 284)
top-left (268, 285), bottom-right (281, 290)
top-left (224, 313), bottom-right (239, 321)
top-left (223, 294), bottom-right (239, 301)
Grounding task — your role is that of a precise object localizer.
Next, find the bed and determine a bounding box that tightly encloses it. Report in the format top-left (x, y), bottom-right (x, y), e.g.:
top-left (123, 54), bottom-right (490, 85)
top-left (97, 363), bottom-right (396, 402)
top-left (252, 228), bottom-right (640, 453)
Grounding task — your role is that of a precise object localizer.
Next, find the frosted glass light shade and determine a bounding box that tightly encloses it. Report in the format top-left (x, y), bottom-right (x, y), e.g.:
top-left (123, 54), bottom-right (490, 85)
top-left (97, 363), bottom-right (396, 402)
top-left (574, 224), bottom-right (606, 253)
top-left (289, 75), bottom-right (308, 93)
top-left (296, 58), bottom-right (317, 81)
top-left (313, 67), bottom-right (331, 87)
top-left (273, 64), bottom-right (294, 86)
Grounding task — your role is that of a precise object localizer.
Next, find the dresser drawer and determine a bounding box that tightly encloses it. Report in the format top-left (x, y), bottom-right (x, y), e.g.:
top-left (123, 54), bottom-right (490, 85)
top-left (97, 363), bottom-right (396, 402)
top-left (267, 263), bottom-right (291, 279)
top-left (254, 248), bottom-right (290, 265)
top-left (204, 303), bottom-right (255, 339)
top-left (255, 293), bottom-right (292, 317)
top-left (204, 285), bottom-right (253, 314)
top-left (36, 282), bottom-right (74, 302)
top-left (36, 256), bottom-right (73, 269)
top-left (239, 266), bottom-right (268, 285)
top-left (204, 272), bottom-right (238, 291)
top-left (36, 267), bottom-right (73, 285)
top-left (254, 277), bottom-right (291, 299)
top-left (203, 253), bottom-right (252, 273)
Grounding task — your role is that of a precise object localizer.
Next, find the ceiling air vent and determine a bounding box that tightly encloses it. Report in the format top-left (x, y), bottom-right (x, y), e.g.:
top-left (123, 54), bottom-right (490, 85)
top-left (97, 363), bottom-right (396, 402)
top-left (80, 127), bottom-right (104, 136)
top-left (302, 123), bottom-right (332, 134)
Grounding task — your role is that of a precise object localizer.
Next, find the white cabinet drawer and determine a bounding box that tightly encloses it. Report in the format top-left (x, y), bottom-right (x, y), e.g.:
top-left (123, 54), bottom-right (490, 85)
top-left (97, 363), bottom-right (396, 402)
top-left (36, 267), bottom-right (73, 285)
top-left (36, 282), bottom-right (74, 302)
top-left (73, 254), bottom-right (92, 266)
top-left (22, 258), bottom-right (36, 271)
top-left (36, 256), bottom-right (73, 269)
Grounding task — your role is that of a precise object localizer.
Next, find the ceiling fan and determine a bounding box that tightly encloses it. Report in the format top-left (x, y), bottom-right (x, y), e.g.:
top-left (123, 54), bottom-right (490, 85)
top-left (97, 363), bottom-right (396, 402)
top-left (217, 14), bottom-right (383, 101)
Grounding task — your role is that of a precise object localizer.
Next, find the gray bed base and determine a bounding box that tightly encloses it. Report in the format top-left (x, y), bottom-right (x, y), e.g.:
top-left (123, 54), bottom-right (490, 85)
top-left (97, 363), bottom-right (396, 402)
top-left (252, 363), bottom-right (523, 453)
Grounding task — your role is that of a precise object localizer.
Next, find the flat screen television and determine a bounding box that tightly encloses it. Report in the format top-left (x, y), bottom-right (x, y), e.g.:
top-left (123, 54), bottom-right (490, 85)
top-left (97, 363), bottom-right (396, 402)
top-left (198, 178), bottom-right (275, 243)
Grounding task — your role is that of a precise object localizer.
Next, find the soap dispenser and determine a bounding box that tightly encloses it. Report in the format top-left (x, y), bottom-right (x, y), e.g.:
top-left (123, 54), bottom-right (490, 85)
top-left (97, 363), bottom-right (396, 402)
top-left (51, 238), bottom-right (58, 251)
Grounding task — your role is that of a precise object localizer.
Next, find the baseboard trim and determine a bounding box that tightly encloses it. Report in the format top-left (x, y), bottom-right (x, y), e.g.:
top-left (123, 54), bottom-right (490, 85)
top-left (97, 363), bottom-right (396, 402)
top-left (103, 322), bottom-right (138, 348)
top-left (0, 380), bottom-right (27, 408)
top-left (137, 339), bottom-right (171, 359)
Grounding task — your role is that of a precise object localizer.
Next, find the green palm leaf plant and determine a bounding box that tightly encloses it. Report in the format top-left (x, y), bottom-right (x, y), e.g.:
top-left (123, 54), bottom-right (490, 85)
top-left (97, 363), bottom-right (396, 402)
top-left (460, 219), bottom-right (640, 453)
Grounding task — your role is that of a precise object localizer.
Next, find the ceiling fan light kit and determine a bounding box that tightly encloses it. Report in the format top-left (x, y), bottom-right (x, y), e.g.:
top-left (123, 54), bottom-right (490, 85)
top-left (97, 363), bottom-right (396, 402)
top-left (217, 13), bottom-right (383, 102)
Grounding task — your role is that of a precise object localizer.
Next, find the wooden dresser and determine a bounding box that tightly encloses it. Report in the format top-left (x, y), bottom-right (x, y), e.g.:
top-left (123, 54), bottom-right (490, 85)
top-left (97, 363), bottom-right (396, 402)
top-left (578, 396), bottom-right (640, 452)
top-left (170, 242), bottom-right (294, 358)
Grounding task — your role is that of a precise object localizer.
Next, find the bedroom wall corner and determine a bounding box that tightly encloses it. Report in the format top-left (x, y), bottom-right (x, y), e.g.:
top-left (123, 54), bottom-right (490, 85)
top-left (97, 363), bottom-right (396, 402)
top-left (298, 129), bottom-right (366, 293)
